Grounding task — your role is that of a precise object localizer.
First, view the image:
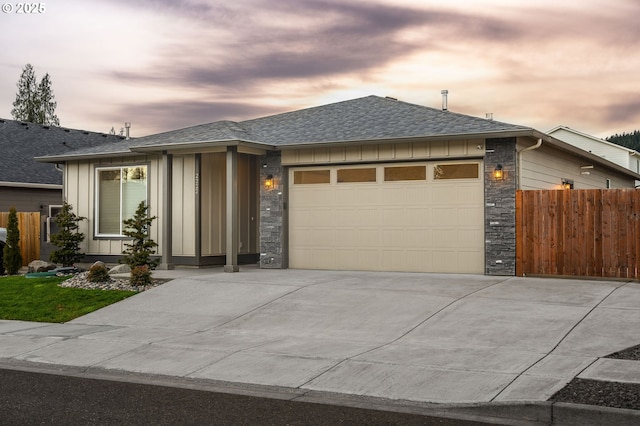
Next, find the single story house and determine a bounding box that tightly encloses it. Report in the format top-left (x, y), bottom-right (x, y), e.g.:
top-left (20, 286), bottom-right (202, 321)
top-left (37, 96), bottom-right (640, 275)
top-left (0, 118), bottom-right (125, 259)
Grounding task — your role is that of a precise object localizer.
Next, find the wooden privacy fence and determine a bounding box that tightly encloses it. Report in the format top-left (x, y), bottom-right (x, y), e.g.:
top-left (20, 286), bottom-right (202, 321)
top-left (0, 212), bottom-right (41, 266)
top-left (516, 189), bottom-right (640, 278)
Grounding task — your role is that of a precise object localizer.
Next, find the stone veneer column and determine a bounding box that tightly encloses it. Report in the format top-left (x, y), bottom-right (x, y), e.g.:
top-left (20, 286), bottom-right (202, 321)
top-left (484, 137), bottom-right (517, 275)
top-left (259, 151), bottom-right (285, 269)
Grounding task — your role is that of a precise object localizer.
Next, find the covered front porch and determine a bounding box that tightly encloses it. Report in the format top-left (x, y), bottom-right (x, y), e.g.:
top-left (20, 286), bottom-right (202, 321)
top-left (146, 145), bottom-right (263, 272)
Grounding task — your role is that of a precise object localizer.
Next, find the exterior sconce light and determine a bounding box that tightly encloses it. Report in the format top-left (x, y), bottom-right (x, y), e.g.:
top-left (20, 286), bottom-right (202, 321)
top-left (493, 164), bottom-right (504, 180)
top-left (264, 174), bottom-right (274, 190)
top-left (561, 178), bottom-right (574, 190)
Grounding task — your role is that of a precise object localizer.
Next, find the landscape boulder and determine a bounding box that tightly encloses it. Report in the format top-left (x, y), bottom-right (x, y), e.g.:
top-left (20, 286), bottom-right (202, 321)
top-left (108, 263), bottom-right (131, 274)
top-left (28, 260), bottom-right (57, 273)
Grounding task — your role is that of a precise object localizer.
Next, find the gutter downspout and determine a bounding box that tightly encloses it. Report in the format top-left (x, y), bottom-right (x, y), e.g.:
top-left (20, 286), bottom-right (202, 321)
top-left (517, 138), bottom-right (543, 189)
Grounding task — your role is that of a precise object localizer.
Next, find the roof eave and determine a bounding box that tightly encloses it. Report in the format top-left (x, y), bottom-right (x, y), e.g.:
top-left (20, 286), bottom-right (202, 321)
top-left (35, 150), bottom-right (139, 163)
top-left (130, 139), bottom-right (276, 153)
top-left (275, 129), bottom-right (537, 150)
top-left (0, 181), bottom-right (63, 189)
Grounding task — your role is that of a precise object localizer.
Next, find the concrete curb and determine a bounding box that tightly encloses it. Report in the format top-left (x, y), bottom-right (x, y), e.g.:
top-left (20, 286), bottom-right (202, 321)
top-left (2, 359), bottom-right (639, 425)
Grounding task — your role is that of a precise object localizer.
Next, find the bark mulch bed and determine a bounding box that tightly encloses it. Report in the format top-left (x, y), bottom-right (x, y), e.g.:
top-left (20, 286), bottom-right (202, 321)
top-left (549, 344), bottom-right (640, 410)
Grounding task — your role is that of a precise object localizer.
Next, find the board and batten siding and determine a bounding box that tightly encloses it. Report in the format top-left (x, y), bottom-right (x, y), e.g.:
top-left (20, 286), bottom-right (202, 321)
top-left (171, 154), bottom-right (197, 256)
top-left (281, 139), bottom-right (485, 165)
top-left (517, 140), bottom-right (635, 190)
top-left (63, 155), bottom-right (162, 257)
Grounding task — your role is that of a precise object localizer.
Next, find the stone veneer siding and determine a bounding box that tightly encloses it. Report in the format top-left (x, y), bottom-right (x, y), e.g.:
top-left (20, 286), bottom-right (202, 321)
top-left (259, 151), bottom-right (285, 268)
top-left (484, 137), bottom-right (517, 275)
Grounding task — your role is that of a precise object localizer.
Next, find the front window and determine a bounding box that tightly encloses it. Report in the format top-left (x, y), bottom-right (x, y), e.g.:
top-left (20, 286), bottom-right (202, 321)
top-left (96, 166), bottom-right (147, 236)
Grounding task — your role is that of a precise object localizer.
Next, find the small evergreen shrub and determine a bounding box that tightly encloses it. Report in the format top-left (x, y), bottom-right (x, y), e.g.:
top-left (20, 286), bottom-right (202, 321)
top-left (49, 202), bottom-right (86, 267)
top-left (87, 263), bottom-right (110, 283)
top-left (130, 265), bottom-right (152, 288)
top-left (121, 201), bottom-right (159, 270)
top-left (3, 207), bottom-right (22, 275)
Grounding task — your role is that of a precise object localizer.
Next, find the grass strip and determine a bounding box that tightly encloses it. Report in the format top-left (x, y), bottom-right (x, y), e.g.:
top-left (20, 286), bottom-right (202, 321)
top-left (0, 275), bottom-right (136, 323)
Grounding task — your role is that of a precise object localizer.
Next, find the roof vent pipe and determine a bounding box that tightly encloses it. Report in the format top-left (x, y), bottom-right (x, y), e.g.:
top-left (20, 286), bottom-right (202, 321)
top-left (441, 90), bottom-right (448, 111)
top-left (124, 122), bottom-right (131, 140)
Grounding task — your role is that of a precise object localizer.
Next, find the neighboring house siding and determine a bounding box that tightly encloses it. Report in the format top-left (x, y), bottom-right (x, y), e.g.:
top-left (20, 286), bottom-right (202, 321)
top-left (549, 128), bottom-right (632, 170)
top-left (518, 140), bottom-right (635, 190)
top-left (0, 187), bottom-right (60, 212)
top-left (63, 155), bottom-right (162, 258)
top-left (281, 139), bottom-right (485, 165)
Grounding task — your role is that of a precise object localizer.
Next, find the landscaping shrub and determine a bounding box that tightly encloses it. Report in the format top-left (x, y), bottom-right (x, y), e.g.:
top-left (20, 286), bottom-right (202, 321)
top-left (121, 201), bottom-right (159, 270)
top-left (130, 265), bottom-right (152, 288)
top-left (87, 262), bottom-right (110, 283)
top-left (49, 202), bottom-right (86, 267)
top-left (3, 207), bottom-right (22, 275)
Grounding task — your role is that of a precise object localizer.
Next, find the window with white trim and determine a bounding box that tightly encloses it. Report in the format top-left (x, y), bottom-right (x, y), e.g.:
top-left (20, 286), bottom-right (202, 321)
top-left (95, 165), bottom-right (148, 236)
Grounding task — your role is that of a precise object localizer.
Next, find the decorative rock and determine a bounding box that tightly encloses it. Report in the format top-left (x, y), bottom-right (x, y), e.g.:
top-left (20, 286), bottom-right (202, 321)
top-left (109, 263), bottom-right (131, 274)
top-left (91, 261), bottom-right (106, 269)
top-left (28, 260), bottom-right (56, 273)
top-left (58, 271), bottom-right (162, 292)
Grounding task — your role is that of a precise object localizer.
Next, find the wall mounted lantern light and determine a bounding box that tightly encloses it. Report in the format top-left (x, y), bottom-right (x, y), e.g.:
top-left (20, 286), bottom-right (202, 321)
top-left (264, 174), bottom-right (274, 190)
top-left (561, 178), bottom-right (574, 190)
top-left (493, 164), bottom-right (504, 180)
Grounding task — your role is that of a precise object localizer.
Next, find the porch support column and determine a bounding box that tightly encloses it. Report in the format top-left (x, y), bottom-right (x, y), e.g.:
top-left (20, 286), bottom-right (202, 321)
top-left (157, 151), bottom-right (174, 270)
top-left (224, 146), bottom-right (239, 272)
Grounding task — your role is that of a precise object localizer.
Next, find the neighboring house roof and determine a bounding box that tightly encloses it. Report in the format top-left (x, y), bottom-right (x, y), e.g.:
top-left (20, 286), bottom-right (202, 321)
top-left (0, 118), bottom-right (125, 187)
top-left (548, 125), bottom-right (638, 154)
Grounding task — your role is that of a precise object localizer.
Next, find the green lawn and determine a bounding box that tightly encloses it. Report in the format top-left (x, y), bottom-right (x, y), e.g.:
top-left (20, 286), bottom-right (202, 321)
top-left (0, 275), bottom-right (136, 323)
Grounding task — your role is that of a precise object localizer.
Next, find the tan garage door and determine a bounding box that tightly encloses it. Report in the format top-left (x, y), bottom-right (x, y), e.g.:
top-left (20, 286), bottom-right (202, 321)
top-left (288, 161), bottom-right (484, 273)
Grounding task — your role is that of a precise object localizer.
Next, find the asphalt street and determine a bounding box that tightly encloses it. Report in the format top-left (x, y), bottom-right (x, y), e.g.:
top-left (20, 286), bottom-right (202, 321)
top-left (0, 368), bottom-right (491, 425)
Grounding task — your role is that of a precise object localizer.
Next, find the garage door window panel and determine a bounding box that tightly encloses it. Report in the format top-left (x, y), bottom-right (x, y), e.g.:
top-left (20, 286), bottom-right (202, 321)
top-left (337, 168), bottom-right (376, 183)
top-left (294, 170), bottom-right (330, 184)
top-left (434, 163), bottom-right (479, 180)
top-left (384, 166), bottom-right (426, 181)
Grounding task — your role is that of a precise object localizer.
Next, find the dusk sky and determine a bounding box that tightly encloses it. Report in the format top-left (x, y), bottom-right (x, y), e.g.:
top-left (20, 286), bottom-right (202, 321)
top-left (1, 0), bottom-right (639, 138)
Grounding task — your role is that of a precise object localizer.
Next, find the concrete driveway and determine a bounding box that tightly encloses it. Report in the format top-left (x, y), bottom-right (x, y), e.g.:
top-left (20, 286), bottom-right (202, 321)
top-left (2, 268), bottom-right (640, 406)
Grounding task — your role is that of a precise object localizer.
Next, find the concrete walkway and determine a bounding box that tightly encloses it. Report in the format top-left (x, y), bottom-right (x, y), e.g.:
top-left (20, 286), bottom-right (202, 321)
top-left (2, 268), bottom-right (640, 422)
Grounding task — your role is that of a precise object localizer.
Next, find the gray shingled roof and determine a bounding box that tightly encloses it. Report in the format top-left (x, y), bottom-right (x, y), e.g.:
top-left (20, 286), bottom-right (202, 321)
top-left (239, 95), bottom-right (531, 146)
top-left (0, 119), bottom-right (125, 185)
top-left (38, 96), bottom-right (533, 160)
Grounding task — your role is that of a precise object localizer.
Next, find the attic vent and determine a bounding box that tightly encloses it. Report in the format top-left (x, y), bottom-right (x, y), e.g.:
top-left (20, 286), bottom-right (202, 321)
top-left (64, 129), bottom-right (70, 132)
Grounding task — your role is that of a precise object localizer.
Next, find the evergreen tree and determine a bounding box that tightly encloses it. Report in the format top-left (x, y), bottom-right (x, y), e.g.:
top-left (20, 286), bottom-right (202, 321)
top-left (3, 207), bottom-right (22, 275)
top-left (121, 201), bottom-right (159, 269)
top-left (11, 64), bottom-right (60, 125)
top-left (11, 64), bottom-right (39, 123)
top-left (606, 130), bottom-right (640, 152)
top-left (36, 73), bottom-right (60, 126)
top-left (49, 202), bottom-right (86, 266)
